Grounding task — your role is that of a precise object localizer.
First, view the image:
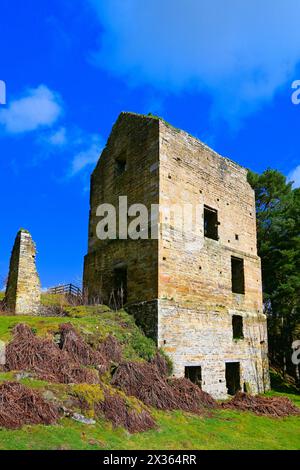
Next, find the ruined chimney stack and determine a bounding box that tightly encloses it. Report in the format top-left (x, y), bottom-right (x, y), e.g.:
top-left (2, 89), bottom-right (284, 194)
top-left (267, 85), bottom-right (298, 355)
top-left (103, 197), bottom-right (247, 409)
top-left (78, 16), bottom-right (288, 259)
top-left (4, 229), bottom-right (41, 315)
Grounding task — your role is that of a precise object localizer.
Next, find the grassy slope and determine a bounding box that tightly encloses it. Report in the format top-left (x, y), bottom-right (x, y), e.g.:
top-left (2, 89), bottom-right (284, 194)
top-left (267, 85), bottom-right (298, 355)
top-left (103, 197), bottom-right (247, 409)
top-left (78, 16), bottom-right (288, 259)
top-left (0, 400), bottom-right (299, 450)
top-left (0, 307), bottom-right (299, 450)
top-left (0, 307), bottom-right (156, 362)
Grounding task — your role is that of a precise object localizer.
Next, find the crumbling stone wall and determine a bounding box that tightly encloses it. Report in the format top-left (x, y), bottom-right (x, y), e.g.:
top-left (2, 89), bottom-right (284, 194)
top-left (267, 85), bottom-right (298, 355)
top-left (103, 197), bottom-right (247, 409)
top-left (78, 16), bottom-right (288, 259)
top-left (4, 230), bottom-right (41, 315)
top-left (84, 112), bottom-right (270, 398)
top-left (84, 113), bottom-right (159, 305)
top-left (157, 120), bottom-right (269, 397)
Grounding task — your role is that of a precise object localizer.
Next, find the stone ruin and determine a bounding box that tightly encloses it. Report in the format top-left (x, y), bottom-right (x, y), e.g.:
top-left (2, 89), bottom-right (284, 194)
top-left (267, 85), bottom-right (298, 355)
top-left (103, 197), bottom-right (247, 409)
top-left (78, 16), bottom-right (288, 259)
top-left (0, 113), bottom-right (271, 399)
top-left (83, 112), bottom-right (271, 399)
top-left (4, 229), bottom-right (41, 315)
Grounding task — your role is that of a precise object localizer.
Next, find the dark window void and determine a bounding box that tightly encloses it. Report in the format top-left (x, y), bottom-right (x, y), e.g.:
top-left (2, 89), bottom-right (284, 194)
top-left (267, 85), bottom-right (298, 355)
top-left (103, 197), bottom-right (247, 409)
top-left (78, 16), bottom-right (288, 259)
top-left (113, 264), bottom-right (127, 308)
top-left (204, 205), bottom-right (218, 240)
top-left (231, 256), bottom-right (245, 294)
top-left (185, 366), bottom-right (202, 388)
top-left (232, 315), bottom-right (244, 339)
top-left (115, 152), bottom-right (127, 176)
top-left (225, 362), bottom-right (241, 395)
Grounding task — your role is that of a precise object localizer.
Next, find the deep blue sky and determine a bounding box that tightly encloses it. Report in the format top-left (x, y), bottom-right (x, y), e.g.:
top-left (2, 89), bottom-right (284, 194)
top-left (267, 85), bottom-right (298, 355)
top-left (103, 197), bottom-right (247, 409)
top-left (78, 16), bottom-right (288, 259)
top-left (0, 0), bottom-right (300, 288)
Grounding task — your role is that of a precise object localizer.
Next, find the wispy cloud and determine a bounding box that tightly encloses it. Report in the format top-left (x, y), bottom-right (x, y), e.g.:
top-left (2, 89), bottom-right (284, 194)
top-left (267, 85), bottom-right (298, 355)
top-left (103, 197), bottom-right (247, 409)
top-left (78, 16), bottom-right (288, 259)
top-left (36, 127), bottom-right (68, 153)
top-left (36, 126), bottom-right (103, 178)
top-left (0, 85), bottom-right (62, 134)
top-left (0, 83), bottom-right (102, 179)
top-left (70, 134), bottom-right (103, 176)
top-left (47, 127), bottom-right (67, 146)
top-left (89, 0), bottom-right (300, 123)
top-left (288, 165), bottom-right (300, 188)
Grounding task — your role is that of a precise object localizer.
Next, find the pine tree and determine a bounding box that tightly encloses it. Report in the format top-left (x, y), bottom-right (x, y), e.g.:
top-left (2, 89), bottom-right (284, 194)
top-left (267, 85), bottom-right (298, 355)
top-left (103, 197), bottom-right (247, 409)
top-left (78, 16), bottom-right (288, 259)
top-left (248, 169), bottom-right (300, 382)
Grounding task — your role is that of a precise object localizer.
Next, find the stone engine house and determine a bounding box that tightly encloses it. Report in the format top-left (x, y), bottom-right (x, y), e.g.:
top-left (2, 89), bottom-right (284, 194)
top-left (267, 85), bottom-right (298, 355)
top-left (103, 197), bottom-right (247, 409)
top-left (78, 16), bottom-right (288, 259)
top-left (84, 112), bottom-right (270, 398)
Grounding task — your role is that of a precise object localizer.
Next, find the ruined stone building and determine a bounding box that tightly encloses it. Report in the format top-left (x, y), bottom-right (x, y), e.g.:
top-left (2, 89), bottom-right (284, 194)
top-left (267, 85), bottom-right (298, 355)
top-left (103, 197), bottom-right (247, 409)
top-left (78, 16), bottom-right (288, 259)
top-left (84, 112), bottom-right (270, 398)
top-left (5, 229), bottom-right (41, 315)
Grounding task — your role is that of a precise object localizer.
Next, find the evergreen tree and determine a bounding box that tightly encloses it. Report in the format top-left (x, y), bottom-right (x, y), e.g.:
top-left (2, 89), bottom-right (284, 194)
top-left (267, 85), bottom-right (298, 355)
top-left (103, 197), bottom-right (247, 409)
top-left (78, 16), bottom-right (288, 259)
top-left (248, 169), bottom-right (300, 381)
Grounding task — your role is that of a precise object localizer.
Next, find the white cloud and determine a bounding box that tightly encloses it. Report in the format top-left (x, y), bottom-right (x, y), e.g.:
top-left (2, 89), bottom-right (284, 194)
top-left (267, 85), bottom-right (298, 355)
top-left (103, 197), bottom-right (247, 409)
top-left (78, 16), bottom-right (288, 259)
top-left (288, 165), bottom-right (300, 188)
top-left (36, 127), bottom-right (67, 151)
top-left (90, 0), bottom-right (300, 122)
top-left (70, 134), bottom-right (103, 176)
top-left (0, 83), bottom-right (101, 180)
top-left (47, 127), bottom-right (67, 146)
top-left (0, 85), bottom-right (62, 133)
top-left (34, 124), bottom-right (103, 178)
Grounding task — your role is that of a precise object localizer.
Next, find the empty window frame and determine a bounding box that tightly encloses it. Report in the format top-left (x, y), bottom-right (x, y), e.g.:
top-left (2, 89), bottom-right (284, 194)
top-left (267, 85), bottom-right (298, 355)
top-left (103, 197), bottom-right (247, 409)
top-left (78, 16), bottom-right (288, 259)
top-left (113, 263), bottom-right (128, 307)
top-left (185, 366), bottom-right (202, 388)
top-left (204, 205), bottom-right (218, 240)
top-left (232, 315), bottom-right (244, 339)
top-left (231, 256), bottom-right (245, 294)
top-left (115, 152), bottom-right (127, 176)
top-left (225, 362), bottom-right (241, 395)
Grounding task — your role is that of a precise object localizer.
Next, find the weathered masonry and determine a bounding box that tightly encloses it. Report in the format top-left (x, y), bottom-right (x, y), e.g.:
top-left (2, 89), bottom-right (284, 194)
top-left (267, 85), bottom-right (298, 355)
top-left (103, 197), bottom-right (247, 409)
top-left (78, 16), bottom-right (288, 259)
top-left (4, 229), bottom-right (41, 315)
top-left (84, 112), bottom-right (270, 398)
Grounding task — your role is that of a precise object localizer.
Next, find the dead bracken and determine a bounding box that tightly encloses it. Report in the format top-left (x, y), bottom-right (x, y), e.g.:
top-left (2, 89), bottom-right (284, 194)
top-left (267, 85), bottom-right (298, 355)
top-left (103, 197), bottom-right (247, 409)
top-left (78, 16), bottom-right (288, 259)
top-left (95, 388), bottom-right (155, 433)
top-left (59, 323), bottom-right (108, 373)
top-left (72, 383), bottom-right (155, 433)
top-left (5, 323), bottom-right (124, 385)
top-left (5, 323), bottom-right (99, 384)
top-left (97, 334), bottom-right (123, 364)
top-left (169, 377), bottom-right (217, 412)
top-left (1, 322), bottom-right (299, 433)
top-left (221, 392), bottom-right (300, 417)
top-left (111, 361), bottom-right (217, 413)
top-left (150, 352), bottom-right (169, 377)
top-left (0, 381), bottom-right (59, 429)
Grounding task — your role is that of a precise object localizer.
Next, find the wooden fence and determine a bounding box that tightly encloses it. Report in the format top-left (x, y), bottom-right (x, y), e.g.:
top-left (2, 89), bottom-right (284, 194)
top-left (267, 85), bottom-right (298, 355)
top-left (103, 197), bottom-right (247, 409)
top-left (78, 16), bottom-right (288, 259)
top-left (48, 283), bottom-right (82, 297)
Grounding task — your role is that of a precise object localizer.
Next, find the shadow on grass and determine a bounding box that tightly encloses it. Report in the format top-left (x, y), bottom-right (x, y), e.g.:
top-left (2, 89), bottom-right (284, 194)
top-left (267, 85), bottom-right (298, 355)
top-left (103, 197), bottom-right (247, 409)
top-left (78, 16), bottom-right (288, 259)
top-left (270, 368), bottom-right (300, 395)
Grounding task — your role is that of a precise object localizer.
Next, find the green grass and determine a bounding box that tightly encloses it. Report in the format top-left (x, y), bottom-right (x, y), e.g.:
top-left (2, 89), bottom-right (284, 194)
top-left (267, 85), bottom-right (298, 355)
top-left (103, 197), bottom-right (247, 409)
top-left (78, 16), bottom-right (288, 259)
top-left (0, 308), bottom-right (156, 361)
top-left (40, 293), bottom-right (69, 307)
top-left (0, 401), bottom-right (299, 450)
top-left (0, 304), bottom-right (299, 450)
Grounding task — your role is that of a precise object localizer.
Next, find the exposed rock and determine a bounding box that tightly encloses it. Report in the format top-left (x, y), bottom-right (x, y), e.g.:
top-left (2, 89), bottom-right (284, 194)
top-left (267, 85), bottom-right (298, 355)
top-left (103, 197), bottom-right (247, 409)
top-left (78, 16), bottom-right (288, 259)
top-left (0, 341), bottom-right (6, 365)
top-left (15, 371), bottom-right (31, 380)
top-left (42, 390), bottom-right (57, 402)
top-left (72, 413), bottom-right (96, 425)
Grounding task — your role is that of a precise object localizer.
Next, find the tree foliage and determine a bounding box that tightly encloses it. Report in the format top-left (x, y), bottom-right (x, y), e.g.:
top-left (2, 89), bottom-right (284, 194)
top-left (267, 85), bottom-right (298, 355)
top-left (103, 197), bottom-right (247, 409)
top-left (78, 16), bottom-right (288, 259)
top-left (248, 169), bottom-right (300, 378)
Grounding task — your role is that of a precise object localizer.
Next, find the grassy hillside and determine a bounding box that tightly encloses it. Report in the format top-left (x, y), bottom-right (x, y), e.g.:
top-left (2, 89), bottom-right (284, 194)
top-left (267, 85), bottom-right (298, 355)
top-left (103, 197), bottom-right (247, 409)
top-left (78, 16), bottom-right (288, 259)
top-left (0, 306), bottom-right (156, 362)
top-left (0, 398), bottom-right (299, 450)
top-left (0, 303), bottom-right (299, 450)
